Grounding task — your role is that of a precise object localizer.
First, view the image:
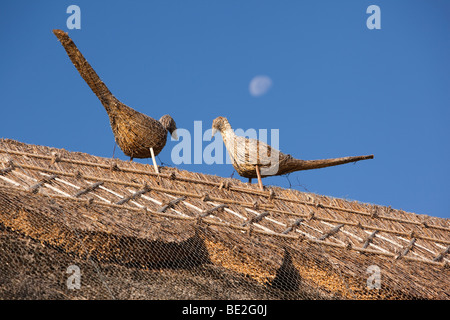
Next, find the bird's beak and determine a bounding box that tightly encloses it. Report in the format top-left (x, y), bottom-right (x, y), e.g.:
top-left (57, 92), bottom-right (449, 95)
top-left (211, 128), bottom-right (217, 139)
top-left (171, 129), bottom-right (178, 141)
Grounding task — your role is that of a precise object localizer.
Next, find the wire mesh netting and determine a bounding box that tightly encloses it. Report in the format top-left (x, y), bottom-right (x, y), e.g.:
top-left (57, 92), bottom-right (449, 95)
top-left (0, 138), bottom-right (448, 300)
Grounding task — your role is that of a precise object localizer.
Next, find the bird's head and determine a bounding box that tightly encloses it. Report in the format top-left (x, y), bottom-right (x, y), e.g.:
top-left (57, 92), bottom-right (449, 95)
top-left (211, 116), bottom-right (231, 138)
top-left (159, 115), bottom-right (178, 140)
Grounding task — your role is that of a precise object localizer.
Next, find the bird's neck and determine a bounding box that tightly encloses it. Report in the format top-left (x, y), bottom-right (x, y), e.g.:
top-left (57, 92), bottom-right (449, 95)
top-left (220, 126), bottom-right (235, 145)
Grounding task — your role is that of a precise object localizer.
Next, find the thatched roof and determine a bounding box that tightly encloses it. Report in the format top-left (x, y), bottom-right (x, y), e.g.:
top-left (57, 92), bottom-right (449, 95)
top-left (0, 138), bottom-right (448, 300)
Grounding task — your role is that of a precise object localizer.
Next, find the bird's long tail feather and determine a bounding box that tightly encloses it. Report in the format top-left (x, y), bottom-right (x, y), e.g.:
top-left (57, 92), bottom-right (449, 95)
top-left (53, 29), bottom-right (114, 110)
top-left (278, 154), bottom-right (374, 175)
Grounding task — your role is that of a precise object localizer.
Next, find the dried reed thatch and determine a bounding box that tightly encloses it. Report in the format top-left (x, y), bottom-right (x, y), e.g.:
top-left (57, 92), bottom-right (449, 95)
top-left (0, 138), bottom-right (448, 300)
top-left (52, 29), bottom-right (177, 160)
top-left (211, 116), bottom-right (374, 179)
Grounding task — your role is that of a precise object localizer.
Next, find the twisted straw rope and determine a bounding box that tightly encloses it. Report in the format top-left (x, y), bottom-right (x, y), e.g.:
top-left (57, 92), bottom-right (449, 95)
top-left (0, 184), bottom-right (446, 268)
top-left (1, 148), bottom-right (448, 232)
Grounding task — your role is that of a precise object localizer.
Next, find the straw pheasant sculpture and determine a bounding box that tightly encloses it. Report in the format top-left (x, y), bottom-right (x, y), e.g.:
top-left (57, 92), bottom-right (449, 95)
top-left (212, 117), bottom-right (374, 190)
top-left (53, 30), bottom-right (177, 172)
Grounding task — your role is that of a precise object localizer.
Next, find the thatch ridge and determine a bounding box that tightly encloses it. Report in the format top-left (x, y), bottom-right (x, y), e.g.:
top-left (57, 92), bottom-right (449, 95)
top-left (0, 138), bottom-right (448, 299)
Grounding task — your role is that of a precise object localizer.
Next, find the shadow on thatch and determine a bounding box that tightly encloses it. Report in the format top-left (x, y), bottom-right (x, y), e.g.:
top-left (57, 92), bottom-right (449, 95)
top-left (0, 186), bottom-right (211, 271)
top-left (83, 230), bottom-right (211, 269)
top-left (269, 249), bottom-right (301, 291)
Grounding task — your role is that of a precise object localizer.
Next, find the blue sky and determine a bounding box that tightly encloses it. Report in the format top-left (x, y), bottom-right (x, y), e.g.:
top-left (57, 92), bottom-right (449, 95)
top-left (0, 1), bottom-right (449, 218)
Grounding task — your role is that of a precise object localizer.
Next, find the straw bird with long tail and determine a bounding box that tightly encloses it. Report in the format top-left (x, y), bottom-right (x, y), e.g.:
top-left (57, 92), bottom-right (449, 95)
top-left (212, 116), bottom-right (373, 190)
top-left (53, 29), bottom-right (177, 172)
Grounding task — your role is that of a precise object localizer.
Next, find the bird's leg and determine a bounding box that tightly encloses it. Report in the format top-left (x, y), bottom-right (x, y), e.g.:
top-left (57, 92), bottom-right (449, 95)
top-left (255, 164), bottom-right (264, 190)
top-left (248, 178), bottom-right (252, 185)
top-left (112, 143), bottom-right (117, 159)
top-left (149, 147), bottom-right (159, 174)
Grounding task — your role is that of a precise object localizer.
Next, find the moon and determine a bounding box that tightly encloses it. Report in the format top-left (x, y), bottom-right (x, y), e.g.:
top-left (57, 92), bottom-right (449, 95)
top-left (249, 75), bottom-right (272, 97)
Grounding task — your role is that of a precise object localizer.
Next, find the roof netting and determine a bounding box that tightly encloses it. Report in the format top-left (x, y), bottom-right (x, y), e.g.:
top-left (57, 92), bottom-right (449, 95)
top-left (0, 138), bottom-right (448, 300)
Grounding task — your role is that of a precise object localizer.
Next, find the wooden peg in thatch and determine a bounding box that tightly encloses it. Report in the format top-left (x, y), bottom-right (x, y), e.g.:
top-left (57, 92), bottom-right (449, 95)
top-left (282, 218), bottom-right (304, 234)
top-left (386, 205), bottom-right (393, 215)
top-left (116, 187), bottom-right (150, 205)
top-left (314, 199), bottom-right (324, 209)
top-left (201, 193), bottom-right (211, 202)
top-left (200, 204), bottom-right (228, 218)
top-left (196, 215), bottom-right (204, 226)
top-left (362, 230), bottom-right (378, 249)
top-left (421, 220), bottom-right (430, 229)
top-left (395, 238), bottom-right (416, 260)
top-left (432, 245), bottom-right (450, 262)
top-left (318, 224), bottom-right (344, 241)
top-left (246, 224), bottom-right (254, 236)
top-left (109, 162), bottom-right (120, 171)
top-left (73, 170), bottom-right (83, 180)
top-left (345, 239), bottom-right (353, 250)
top-left (74, 181), bottom-right (104, 198)
top-left (157, 196), bottom-right (186, 213)
top-left (219, 180), bottom-right (231, 190)
top-left (84, 197), bottom-right (94, 207)
top-left (242, 211), bottom-right (269, 227)
top-left (268, 189), bottom-right (276, 200)
top-left (28, 175), bottom-right (57, 194)
top-left (50, 152), bottom-right (61, 165)
top-left (371, 205), bottom-right (380, 219)
top-left (168, 172), bottom-right (177, 180)
top-left (0, 165), bottom-right (14, 176)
